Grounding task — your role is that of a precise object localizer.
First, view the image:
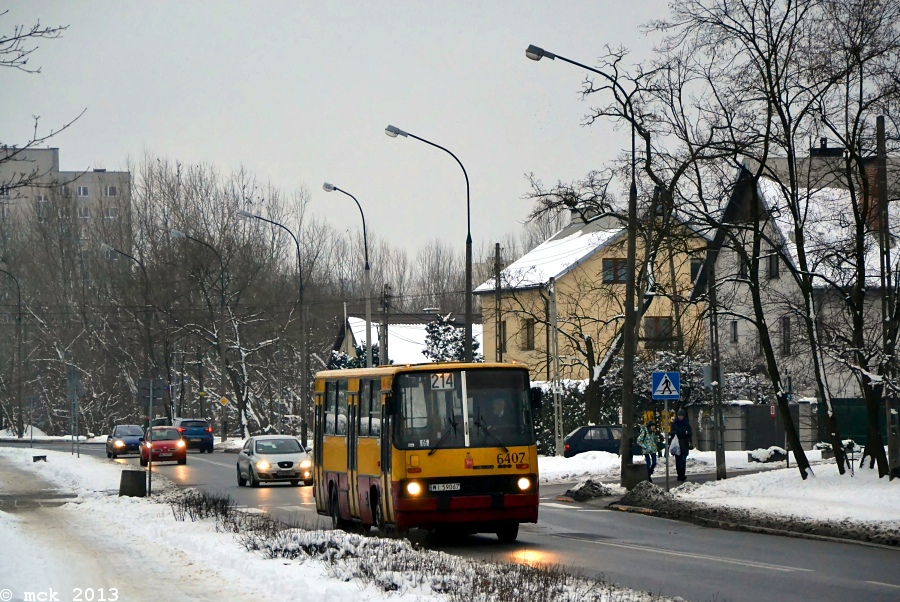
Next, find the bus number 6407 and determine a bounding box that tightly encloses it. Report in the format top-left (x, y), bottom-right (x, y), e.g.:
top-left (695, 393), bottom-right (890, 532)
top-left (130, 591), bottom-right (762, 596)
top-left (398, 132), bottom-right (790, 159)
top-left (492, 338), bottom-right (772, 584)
top-left (497, 452), bottom-right (526, 465)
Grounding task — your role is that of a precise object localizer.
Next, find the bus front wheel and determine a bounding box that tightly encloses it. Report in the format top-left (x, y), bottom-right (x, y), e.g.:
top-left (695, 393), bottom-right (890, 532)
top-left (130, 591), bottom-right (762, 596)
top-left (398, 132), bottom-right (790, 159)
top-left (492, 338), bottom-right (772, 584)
top-left (330, 489), bottom-right (343, 531)
top-left (496, 522), bottom-right (519, 543)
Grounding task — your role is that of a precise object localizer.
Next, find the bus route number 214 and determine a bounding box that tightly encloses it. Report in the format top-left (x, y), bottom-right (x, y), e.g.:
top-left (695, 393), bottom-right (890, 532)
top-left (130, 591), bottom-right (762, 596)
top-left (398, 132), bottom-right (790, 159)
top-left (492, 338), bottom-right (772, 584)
top-left (431, 373), bottom-right (455, 390)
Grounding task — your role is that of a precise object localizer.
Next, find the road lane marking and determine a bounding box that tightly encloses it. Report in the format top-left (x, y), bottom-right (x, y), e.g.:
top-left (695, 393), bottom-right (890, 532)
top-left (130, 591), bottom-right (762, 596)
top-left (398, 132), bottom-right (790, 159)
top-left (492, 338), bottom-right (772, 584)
top-left (541, 502), bottom-right (581, 509)
top-left (575, 509), bottom-right (609, 512)
top-left (278, 505), bottom-right (315, 513)
top-left (580, 539), bottom-right (814, 573)
top-left (235, 506), bottom-right (266, 514)
top-left (866, 581), bottom-right (900, 589)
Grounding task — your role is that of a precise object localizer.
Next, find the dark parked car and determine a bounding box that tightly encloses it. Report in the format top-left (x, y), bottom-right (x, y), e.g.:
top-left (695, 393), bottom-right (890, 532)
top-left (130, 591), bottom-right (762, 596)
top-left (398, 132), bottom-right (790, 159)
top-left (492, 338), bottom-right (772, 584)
top-left (140, 426), bottom-right (187, 466)
top-left (563, 425), bottom-right (643, 458)
top-left (106, 424), bottom-right (144, 458)
top-left (173, 417), bottom-right (214, 453)
top-left (149, 417), bottom-right (172, 427)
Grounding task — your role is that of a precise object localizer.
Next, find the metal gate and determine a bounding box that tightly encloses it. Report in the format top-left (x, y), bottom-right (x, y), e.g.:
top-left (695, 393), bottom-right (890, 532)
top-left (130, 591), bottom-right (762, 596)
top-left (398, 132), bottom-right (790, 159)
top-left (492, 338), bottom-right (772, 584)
top-left (746, 404), bottom-right (798, 450)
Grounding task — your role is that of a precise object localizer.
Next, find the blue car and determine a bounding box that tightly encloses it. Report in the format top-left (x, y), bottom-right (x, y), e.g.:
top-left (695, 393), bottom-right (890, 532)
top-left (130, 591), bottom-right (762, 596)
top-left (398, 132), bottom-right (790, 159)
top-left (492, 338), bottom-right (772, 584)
top-left (106, 424), bottom-right (144, 458)
top-left (173, 418), bottom-right (214, 453)
top-left (563, 425), bottom-right (643, 458)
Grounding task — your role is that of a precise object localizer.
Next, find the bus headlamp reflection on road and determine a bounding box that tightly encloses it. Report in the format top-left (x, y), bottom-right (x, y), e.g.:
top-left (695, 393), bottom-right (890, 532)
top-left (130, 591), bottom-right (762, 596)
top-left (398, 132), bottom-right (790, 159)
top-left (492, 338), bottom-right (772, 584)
top-left (517, 477), bottom-right (531, 491)
top-left (406, 481), bottom-right (422, 496)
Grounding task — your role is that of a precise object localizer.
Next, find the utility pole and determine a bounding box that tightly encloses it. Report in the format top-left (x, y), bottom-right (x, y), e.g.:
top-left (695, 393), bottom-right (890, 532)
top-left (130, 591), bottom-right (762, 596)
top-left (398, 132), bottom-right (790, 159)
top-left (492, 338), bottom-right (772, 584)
top-left (707, 242), bottom-right (726, 479)
top-left (380, 283), bottom-right (391, 365)
top-left (548, 277), bottom-right (563, 456)
top-left (494, 242), bottom-right (503, 362)
top-left (877, 115), bottom-right (900, 479)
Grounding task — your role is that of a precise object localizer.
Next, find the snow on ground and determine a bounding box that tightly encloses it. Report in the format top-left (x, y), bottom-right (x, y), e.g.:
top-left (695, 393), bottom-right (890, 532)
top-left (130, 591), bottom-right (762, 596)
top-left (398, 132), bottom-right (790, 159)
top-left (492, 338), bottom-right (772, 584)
top-left (537, 449), bottom-right (823, 483)
top-left (674, 461), bottom-right (900, 526)
top-left (0, 448), bottom-right (441, 602)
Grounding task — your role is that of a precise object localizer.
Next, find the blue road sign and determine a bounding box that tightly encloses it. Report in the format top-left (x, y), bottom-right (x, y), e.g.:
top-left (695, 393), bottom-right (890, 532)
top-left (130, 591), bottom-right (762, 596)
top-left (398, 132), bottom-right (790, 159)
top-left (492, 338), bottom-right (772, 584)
top-left (651, 371), bottom-right (681, 400)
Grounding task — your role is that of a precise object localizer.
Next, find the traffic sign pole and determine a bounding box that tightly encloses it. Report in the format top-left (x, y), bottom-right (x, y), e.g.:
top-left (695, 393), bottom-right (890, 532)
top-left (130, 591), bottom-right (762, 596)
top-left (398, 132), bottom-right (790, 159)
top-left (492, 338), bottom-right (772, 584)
top-left (652, 371), bottom-right (681, 492)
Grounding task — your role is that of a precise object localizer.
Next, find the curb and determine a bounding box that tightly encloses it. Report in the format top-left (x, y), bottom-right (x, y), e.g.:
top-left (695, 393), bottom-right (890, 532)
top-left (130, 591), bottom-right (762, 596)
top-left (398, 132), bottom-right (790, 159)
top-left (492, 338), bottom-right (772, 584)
top-left (609, 502), bottom-right (899, 550)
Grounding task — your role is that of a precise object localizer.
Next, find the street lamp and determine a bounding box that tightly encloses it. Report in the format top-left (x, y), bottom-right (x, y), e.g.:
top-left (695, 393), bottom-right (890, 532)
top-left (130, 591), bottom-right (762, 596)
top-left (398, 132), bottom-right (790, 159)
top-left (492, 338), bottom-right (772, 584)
top-left (384, 125), bottom-right (474, 362)
top-left (526, 43), bottom-right (640, 484)
top-left (0, 267), bottom-right (23, 443)
top-left (101, 243), bottom-right (155, 378)
top-left (170, 230), bottom-right (232, 440)
top-left (322, 183), bottom-right (373, 368)
top-left (236, 209), bottom-right (310, 443)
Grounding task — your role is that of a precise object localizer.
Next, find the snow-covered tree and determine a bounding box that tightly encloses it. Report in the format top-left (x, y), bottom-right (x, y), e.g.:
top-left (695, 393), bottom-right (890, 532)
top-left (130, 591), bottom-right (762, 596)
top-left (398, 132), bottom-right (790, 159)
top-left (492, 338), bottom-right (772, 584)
top-left (422, 314), bottom-right (482, 362)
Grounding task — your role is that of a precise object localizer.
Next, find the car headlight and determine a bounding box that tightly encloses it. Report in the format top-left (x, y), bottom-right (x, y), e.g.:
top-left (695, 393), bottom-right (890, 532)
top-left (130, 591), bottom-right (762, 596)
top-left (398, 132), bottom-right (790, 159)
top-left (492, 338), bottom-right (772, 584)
top-left (114, 440), bottom-right (125, 448)
top-left (517, 477), bottom-right (531, 491)
top-left (406, 481), bottom-right (422, 496)
top-left (256, 460), bottom-right (270, 470)
top-left (146, 442), bottom-right (152, 449)
top-left (176, 440), bottom-right (186, 448)
top-left (299, 459), bottom-right (312, 469)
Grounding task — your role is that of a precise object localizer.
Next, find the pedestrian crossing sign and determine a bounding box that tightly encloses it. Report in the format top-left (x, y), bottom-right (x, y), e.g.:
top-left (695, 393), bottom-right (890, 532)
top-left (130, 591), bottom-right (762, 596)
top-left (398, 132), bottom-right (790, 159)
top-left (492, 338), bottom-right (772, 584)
top-left (651, 372), bottom-right (680, 400)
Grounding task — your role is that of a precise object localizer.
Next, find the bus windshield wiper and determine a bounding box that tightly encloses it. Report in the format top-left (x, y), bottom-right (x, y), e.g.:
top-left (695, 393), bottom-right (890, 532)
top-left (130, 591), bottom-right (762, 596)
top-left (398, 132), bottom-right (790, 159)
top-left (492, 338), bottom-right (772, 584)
top-left (474, 414), bottom-right (509, 453)
top-left (428, 416), bottom-right (460, 456)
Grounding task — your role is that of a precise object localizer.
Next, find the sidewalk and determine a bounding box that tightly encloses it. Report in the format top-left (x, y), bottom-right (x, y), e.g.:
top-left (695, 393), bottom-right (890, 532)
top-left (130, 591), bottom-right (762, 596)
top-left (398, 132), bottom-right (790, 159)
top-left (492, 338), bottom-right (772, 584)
top-left (0, 456), bottom-right (259, 602)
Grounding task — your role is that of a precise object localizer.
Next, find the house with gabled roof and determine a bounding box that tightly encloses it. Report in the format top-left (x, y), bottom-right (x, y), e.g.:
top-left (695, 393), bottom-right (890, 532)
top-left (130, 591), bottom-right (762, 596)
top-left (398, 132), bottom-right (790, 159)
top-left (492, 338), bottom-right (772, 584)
top-left (694, 160), bottom-right (900, 400)
top-left (475, 212), bottom-right (709, 382)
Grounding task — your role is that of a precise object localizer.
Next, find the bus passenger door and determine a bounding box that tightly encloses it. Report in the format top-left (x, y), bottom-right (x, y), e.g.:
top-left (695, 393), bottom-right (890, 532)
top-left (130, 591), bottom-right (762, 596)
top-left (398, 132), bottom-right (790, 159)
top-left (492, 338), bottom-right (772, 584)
top-left (313, 387), bottom-right (326, 512)
top-left (347, 381), bottom-right (360, 519)
top-left (380, 389), bottom-right (395, 525)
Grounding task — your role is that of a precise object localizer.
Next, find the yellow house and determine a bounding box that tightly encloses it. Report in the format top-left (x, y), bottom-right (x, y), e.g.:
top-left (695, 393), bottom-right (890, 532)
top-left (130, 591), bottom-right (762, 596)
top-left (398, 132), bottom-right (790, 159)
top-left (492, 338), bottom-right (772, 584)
top-left (475, 214), bottom-right (708, 382)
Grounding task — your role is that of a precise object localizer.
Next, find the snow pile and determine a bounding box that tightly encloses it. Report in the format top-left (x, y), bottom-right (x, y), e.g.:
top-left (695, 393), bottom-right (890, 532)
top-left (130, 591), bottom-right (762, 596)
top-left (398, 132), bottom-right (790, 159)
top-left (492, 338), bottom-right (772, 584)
top-left (618, 481), bottom-right (675, 507)
top-left (0, 425), bottom-right (48, 438)
top-left (748, 446), bottom-right (787, 462)
top-left (539, 451), bottom-right (621, 482)
top-left (562, 479), bottom-right (623, 501)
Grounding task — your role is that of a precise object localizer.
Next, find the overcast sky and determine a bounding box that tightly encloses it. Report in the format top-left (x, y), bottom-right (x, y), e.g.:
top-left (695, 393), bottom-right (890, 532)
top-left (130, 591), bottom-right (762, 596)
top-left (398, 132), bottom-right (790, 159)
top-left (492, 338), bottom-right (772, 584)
top-left (2, 1), bottom-right (669, 258)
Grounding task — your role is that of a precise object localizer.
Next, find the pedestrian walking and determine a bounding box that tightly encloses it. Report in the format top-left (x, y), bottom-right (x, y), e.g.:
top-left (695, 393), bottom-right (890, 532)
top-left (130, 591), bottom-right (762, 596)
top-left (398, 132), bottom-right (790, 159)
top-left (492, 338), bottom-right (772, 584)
top-left (637, 422), bottom-right (658, 482)
top-left (669, 409), bottom-right (693, 482)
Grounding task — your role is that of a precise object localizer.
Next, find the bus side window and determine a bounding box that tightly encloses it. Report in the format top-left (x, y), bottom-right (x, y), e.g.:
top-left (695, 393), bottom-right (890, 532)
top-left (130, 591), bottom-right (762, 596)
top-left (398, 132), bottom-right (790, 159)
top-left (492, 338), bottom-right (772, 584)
top-left (359, 379), bottom-right (370, 436)
top-left (370, 381), bottom-right (383, 436)
top-left (337, 380), bottom-right (349, 436)
top-left (325, 381), bottom-right (337, 435)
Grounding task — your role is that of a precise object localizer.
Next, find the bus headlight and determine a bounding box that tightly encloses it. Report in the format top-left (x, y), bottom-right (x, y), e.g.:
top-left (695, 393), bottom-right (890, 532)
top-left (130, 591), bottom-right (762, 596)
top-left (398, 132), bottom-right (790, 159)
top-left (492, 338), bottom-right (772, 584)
top-left (406, 481), bottom-right (422, 496)
top-left (517, 477), bottom-right (531, 491)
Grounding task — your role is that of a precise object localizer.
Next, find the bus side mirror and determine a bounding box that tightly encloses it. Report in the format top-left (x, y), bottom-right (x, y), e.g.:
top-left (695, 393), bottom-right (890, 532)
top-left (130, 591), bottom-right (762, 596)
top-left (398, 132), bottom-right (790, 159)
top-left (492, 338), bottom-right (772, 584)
top-left (530, 388), bottom-right (543, 411)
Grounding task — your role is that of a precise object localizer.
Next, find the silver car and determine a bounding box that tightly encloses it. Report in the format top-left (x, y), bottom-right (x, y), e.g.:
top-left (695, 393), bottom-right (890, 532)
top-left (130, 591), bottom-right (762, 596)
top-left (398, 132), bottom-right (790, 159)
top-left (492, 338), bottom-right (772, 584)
top-left (237, 435), bottom-right (313, 487)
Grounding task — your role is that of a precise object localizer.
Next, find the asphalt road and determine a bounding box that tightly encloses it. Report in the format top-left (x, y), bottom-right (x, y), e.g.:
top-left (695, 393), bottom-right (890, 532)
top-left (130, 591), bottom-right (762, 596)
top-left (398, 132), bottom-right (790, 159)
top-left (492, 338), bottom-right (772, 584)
top-left (4, 440), bottom-right (899, 602)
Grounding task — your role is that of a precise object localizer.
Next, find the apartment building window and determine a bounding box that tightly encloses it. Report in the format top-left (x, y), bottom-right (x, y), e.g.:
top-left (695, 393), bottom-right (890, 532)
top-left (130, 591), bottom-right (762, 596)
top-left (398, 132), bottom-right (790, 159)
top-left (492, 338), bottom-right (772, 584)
top-left (767, 252), bottom-right (780, 279)
top-left (602, 258), bottom-right (628, 283)
top-left (690, 258), bottom-right (704, 282)
top-left (77, 206), bottom-right (91, 219)
top-left (0, 205), bottom-right (10, 220)
top-left (77, 185), bottom-right (90, 198)
top-left (61, 185), bottom-right (71, 197)
top-left (105, 185), bottom-right (118, 197)
top-left (731, 320), bottom-right (739, 343)
top-left (0, 185), bottom-right (9, 198)
top-left (643, 316), bottom-right (674, 349)
top-left (105, 207), bottom-right (119, 219)
top-left (781, 316), bottom-right (791, 356)
top-left (36, 194), bottom-right (48, 203)
top-left (521, 318), bottom-right (536, 351)
top-left (499, 320), bottom-right (507, 354)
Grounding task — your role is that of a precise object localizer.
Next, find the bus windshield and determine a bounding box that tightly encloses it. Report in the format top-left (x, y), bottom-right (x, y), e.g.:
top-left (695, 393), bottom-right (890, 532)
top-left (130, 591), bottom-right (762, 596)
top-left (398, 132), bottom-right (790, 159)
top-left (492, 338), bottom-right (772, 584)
top-left (394, 369), bottom-right (534, 450)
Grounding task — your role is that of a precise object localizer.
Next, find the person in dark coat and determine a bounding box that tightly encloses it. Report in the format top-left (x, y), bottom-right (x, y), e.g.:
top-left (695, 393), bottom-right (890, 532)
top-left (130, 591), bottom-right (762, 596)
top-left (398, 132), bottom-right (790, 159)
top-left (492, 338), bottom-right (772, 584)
top-left (669, 409), bottom-right (693, 481)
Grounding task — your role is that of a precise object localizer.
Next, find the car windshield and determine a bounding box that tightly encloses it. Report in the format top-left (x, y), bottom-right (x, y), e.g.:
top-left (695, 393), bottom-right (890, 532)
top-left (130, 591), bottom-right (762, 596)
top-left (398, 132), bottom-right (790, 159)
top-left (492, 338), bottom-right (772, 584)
top-left (394, 368), bottom-right (534, 450)
top-left (116, 426), bottom-right (143, 437)
top-left (152, 428), bottom-right (180, 440)
top-left (255, 438), bottom-right (302, 454)
top-left (179, 420), bottom-right (208, 428)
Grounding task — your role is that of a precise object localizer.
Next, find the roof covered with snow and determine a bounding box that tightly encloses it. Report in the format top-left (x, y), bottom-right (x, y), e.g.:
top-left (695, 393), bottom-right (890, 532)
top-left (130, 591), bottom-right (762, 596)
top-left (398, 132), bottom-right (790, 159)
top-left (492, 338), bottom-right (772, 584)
top-left (475, 217), bottom-right (624, 293)
top-left (755, 176), bottom-right (900, 288)
top-left (347, 316), bottom-right (484, 365)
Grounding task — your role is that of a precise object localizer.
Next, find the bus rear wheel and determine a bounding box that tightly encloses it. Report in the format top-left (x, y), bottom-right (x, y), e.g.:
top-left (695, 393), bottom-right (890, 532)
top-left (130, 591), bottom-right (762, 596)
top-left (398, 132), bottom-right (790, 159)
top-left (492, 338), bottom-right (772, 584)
top-left (496, 522), bottom-right (519, 543)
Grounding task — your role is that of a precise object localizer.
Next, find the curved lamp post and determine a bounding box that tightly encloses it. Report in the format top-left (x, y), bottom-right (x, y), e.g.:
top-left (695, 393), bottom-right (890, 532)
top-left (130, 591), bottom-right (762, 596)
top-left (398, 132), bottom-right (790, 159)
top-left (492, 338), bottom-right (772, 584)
top-left (322, 183), bottom-right (373, 368)
top-left (526, 44), bottom-right (639, 480)
top-left (384, 125), bottom-right (473, 362)
top-left (170, 230), bottom-right (232, 440)
top-left (237, 210), bottom-right (310, 443)
top-left (0, 267), bottom-right (23, 442)
top-left (101, 243), bottom-right (155, 377)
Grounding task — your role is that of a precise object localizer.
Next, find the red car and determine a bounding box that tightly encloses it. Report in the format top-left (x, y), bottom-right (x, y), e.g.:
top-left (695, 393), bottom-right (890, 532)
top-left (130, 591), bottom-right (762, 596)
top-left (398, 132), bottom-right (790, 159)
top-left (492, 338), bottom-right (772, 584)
top-left (140, 426), bottom-right (187, 466)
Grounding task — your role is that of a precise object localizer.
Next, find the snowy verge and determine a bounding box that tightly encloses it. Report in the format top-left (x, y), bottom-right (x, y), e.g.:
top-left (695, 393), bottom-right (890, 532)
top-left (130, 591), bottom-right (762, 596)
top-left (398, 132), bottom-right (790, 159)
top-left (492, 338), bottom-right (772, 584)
top-left (0, 448), bottom-right (674, 602)
top-left (617, 465), bottom-right (900, 547)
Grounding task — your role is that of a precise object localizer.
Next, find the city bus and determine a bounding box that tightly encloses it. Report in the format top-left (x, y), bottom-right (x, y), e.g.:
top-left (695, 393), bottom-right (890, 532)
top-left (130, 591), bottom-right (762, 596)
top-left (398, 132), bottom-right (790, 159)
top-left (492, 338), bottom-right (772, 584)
top-left (313, 362), bottom-right (539, 542)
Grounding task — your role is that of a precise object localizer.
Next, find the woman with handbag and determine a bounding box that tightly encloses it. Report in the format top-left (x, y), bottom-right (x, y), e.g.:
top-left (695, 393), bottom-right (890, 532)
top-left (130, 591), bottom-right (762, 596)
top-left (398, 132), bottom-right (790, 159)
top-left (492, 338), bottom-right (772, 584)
top-left (669, 409), bottom-right (693, 482)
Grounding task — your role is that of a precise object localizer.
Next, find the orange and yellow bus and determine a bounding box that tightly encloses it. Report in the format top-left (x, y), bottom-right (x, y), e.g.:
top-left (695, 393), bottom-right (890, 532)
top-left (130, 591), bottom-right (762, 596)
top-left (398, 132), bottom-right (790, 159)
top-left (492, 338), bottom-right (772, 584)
top-left (313, 362), bottom-right (539, 542)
